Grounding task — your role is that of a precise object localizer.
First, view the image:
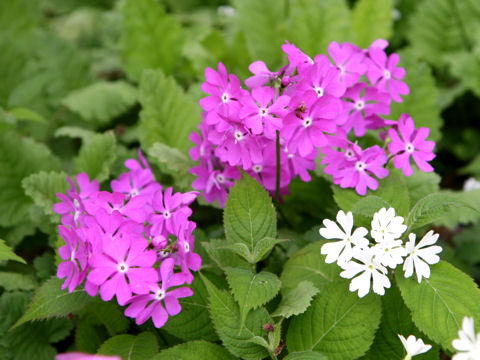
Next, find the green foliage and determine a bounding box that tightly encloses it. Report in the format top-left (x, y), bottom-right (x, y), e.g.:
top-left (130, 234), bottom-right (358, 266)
top-left (223, 173), bottom-right (277, 263)
top-left (283, 352), bottom-right (328, 360)
top-left (397, 261), bottom-right (480, 351)
top-left (74, 132), bottom-right (117, 183)
top-left (13, 276), bottom-right (92, 328)
top-left (272, 281), bottom-right (319, 319)
top-left (286, 282), bottom-right (382, 360)
top-left (404, 171), bottom-right (441, 208)
top-left (121, 0), bottom-right (184, 82)
top-left (152, 340), bottom-right (238, 360)
top-left (201, 239), bottom-right (251, 271)
top-left (436, 189), bottom-right (480, 228)
top-left (9, 107), bottom-right (46, 123)
top-left (202, 274), bottom-right (271, 360)
top-left (0, 131), bottom-right (60, 227)
top-left (0, 239), bottom-right (26, 264)
top-left (62, 81), bottom-right (138, 124)
top-left (139, 70), bottom-right (201, 154)
top-left (225, 268), bottom-right (281, 327)
top-left (280, 241), bottom-right (340, 294)
top-left (351, 0), bottom-right (393, 48)
top-left (98, 332), bottom-right (159, 360)
top-left (22, 171), bottom-right (69, 220)
top-left (0, 272), bottom-right (37, 291)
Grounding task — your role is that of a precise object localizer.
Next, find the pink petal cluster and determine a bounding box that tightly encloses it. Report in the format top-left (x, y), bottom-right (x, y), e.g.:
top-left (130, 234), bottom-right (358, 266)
top-left (54, 151), bottom-right (201, 328)
top-left (190, 39), bottom-right (436, 202)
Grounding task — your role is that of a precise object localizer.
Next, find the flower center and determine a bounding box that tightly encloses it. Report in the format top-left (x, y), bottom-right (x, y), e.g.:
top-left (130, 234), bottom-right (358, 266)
top-left (338, 65), bottom-right (345, 75)
top-left (234, 130), bottom-right (243, 142)
top-left (355, 161), bottom-right (366, 171)
top-left (303, 117), bottom-right (313, 128)
top-left (159, 250), bottom-right (169, 258)
top-left (345, 149), bottom-right (354, 158)
top-left (259, 107), bottom-right (268, 116)
top-left (405, 143), bottom-right (414, 153)
top-left (117, 262), bottom-right (128, 274)
top-left (73, 198), bottom-right (80, 209)
top-left (384, 70), bottom-right (391, 79)
top-left (354, 100), bottom-right (365, 111)
top-left (314, 86), bottom-right (324, 97)
top-left (252, 164), bottom-right (263, 173)
top-left (216, 173), bottom-right (225, 183)
top-left (163, 210), bottom-right (171, 219)
top-left (221, 93), bottom-right (229, 103)
top-left (70, 250), bottom-right (76, 262)
top-left (184, 242), bottom-right (190, 253)
top-left (155, 289), bottom-right (166, 301)
top-left (130, 188), bottom-right (139, 197)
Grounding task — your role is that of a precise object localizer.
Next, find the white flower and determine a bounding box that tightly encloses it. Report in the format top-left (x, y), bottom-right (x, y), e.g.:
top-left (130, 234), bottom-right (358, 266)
top-left (452, 317), bottom-right (480, 360)
top-left (339, 247), bottom-right (390, 298)
top-left (372, 238), bottom-right (407, 269)
top-left (403, 230), bottom-right (442, 283)
top-left (371, 207), bottom-right (407, 242)
top-left (398, 334), bottom-right (431, 358)
top-left (319, 210), bottom-right (369, 265)
top-left (463, 177), bottom-right (480, 192)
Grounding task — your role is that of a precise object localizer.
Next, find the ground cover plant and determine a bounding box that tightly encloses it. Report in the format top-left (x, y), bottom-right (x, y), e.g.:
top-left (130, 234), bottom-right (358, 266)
top-left (2, 0), bottom-right (480, 359)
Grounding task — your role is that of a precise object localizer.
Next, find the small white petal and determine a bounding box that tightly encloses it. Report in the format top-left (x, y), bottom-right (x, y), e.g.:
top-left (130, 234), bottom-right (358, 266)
top-left (398, 334), bottom-right (432, 356)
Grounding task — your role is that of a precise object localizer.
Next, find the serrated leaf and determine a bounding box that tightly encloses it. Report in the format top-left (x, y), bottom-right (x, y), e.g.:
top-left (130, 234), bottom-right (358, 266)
top-left (404, 171), bottom-right (441, 207)
top-left (12, 276), bottom-right (92, 328)
top-left (280, 241), bottom-right (340, 294)
top-left (98, 332), bottom-right (158, 360)
top-left (286, 282), bottom-right (382, 360)
top-left (396, 261), bottom-right (480, 351)
top-left (152, 340), bottom-right (238, 360)
top-left (0, 131), bottom-right (60, 227)
top-left (74, 132), bottom-right (117, 183)
top-left (0, 239), bottom-right (26, 264)
top-left (362, 284), bottom-right (439, 360)
top-left (351, 0), bottom-right (393, 48)
top-left (121, 0), bottom-right (184, 82)
top-left (163, 274), bottom-right (218, 341)
top-left (232, 0), bottom-right (286, 69)
top-left (224, 173), bottom-right (277, 260)
top-left (253, 236), bottom-right (286, 263)
top-left (406, 192), bottom-right (478, 231)
top-left (201, 239), bottom-right (251, 271)
top-left (225, 268), bottom-right (281, 328)
top-left (284, 352), bottom-right (328, 360)
top-left (62, 81), bottom-right (137, 124)
top-left (286, 0), bottom-right (351, 57)
top-left (201, 274), bottom-right (271, 360)
top-left (0, 272), bottom-right (37, 291)
top-left (139, 70), bottom-right (201, 154)
top-left (272, 281), bottom-right (319, 319)
top-left (148, 142), bottom-right (195, 191)
top-left (390, 49), bottom-right (442, 141)
top-left (22, 171), bottom-right (69, 220)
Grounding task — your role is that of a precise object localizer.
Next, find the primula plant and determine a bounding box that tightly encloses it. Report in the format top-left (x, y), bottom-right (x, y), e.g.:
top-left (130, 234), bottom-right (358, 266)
top-left (2, 1), bottom-right (480, 360)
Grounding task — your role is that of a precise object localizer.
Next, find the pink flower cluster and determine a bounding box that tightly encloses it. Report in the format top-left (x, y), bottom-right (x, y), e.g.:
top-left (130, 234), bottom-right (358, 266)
top-left (54, 152), bottom-right (201, 328)
top-left (190, 40), bottom-right (436, 201)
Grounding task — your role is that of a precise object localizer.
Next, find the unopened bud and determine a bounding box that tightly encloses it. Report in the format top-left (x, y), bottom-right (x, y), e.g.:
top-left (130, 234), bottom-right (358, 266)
top-left (263, 323), bottom-right (274, 332)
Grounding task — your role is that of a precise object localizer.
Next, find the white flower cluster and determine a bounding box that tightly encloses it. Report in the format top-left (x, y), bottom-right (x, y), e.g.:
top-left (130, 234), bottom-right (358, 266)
top-left (452, 317), bottom-right (480, 360)
top-left (319, 208), bottom-right (442, 298)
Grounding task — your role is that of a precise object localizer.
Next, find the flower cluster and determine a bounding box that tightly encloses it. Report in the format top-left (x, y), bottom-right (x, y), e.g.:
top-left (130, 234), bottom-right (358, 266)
top-left (319, 208), bottom-right (442, 297)
top-left (190, 40), bottom-right (436, 205)
top-left (54, 151), bottom-right (201, 328)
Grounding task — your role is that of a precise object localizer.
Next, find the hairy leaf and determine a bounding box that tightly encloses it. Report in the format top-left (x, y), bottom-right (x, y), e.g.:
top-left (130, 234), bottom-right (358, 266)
top-left (272, 281), bottom-right (319, 319)
top-left (152, 340), bottom-right (237, 360)
top-left (98, 332), bottom-right (158, 360)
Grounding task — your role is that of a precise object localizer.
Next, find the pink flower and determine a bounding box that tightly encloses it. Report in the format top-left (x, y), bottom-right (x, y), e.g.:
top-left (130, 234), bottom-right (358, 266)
top-left (124, 258), bottom-right (193, 328)
top-left (282, 41), bottom-right (314, 75)
top-left (366, 47), bottom-right (409, 102)
top-left (328, 41), bottom-right (367, 87)
top-left (175, 219), bottom-right (202, 283)
top-left (67, 173), bottom-right (99, 200)
top-left (245, 61), bottom-right (279, 88)
top-left (387, 113), bottom-right (436, 176)
top-left (57, 226), bottom-right (88, 292)
top-left (189, 122), bottom-right (212, 161)
top-left (56, 353), bottom-right (121, 360)
top-left (87, 236), bottom-right (158, 305)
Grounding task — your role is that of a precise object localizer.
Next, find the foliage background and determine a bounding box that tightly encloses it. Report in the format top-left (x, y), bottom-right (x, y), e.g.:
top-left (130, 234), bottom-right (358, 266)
top-left (1, 0), bottom-right (480, 359)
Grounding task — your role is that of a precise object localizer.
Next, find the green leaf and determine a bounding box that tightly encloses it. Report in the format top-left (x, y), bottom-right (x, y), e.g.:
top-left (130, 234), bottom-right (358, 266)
top-left (9, 107), bottom-right (46, 123)
top-left (62, 81), bottom-right (138, 124)
top-left (22, 171), bottom-right (69, 220)
top-left (436, 189), bottom-right (480, 228)
top-left (139, 70), bottom-right (201, 154)
top-left (272, 281), bottom-right (319, 319)
top-left (449, 48), bottom-right (480, 97)
top-left (350, 195), bottom-right (392, 228)
top-left (225, 268), bottom-right (281, 327)
top-left (396, 261), bottom-right (480, 351)
top-left (283, 352), bottom-right (328, 360)
top-left (54, 126), bottom-right (96, 142)
top-left (121, 0), bottom-right (184, 82)
top-left (406, 192), bottom-right (478, 231)
top-left (74, 132), bottom-right (117, 183)
top-left (404, 171), bottom-right (441, 207)
top-left (389, 49), bottom-right (442, 141)
top-left (286, 282), bottom-right (382, 360)
top-left (98, 332), bottom-right (158, 360)
top-left (224, 173), bottom-right (276, 261)
top-left (351, 0), bottom-right (393, 48)
top-left (201, 239), bottom-right (251, 271)
top-left (163, 274), bottom-right (218, 341)
top-left (12, 276), bottom-right (92, 328)
top-left (0, 272), bottom-right (37, 291)
top-left (152, 340), bottom-right (238, 360)
top-left (0, 131), bottom-right (60, 227)
top-left (232, 0), bottom-right (286, 69)
top-left (0, 239), bottom-right (26, 264)
top-left (280, 241), bottom-right (340, 294)
top-left (252, 237), bottom-right (286, 263)
top-left (148, 142), bottom-right (195, 191)
top-left (286, 0), bottom-right (351, 57)
top-left (362, 284), bottom-right (439, 360)
top-left (202, 274), bottom-right (271, 360)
